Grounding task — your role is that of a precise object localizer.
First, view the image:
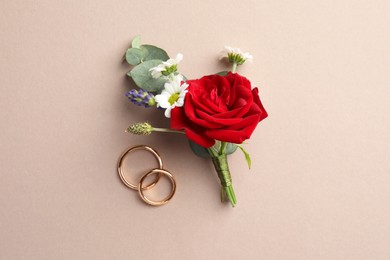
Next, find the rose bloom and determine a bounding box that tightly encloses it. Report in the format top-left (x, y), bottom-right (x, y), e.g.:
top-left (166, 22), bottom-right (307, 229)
top-left (171, 72), bottom-right (268, 148)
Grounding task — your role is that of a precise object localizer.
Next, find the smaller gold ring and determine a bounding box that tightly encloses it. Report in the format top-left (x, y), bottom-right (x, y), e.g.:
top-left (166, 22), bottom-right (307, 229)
top-left (118, 145), bottom-right (163, 190)
top-left (138, 169), bottom-right (176, 206)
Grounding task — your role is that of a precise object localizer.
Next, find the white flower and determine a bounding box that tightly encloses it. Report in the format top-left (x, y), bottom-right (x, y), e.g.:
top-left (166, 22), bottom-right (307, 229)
top-left (149, 53), bottom-right (183, 79)
top-left (219, 46), bottom-right (253, 65)
top-left (155, 74), bottom-right (189, 118)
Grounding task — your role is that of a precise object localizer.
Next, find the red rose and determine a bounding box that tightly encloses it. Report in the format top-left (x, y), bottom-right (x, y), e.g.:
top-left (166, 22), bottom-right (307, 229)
top-left (171, 72), bottom-right (268, 148)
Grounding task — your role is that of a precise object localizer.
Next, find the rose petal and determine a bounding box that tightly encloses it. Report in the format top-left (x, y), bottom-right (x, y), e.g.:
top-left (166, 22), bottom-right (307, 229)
top-left (171, 106), bottom-right (187, 129)
top-left (205, 128), bottom-right (250, 144)
top-left (185, 127), bottom-right (215, 148)
top-left (172, 73), bottom-right (268, 146)
top-left (171, 107), bottom-right (215, 148)
top-left (252, 88), bottom-right (268, 122)
top-left (184, 95), bottom-right (223, 129)
top-left (196, 109), bottom-right (242, 126)
top-left (224, 113), bottom-right (261, 130)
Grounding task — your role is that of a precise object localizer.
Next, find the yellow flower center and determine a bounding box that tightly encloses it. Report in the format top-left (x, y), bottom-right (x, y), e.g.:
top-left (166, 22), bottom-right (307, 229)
top-left (168, 93), bottom-right (179, 105)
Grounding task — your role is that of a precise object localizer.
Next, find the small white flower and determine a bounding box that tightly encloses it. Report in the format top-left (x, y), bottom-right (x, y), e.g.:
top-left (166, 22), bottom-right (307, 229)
top-left (149, 53), bottom-right (183, 79)
top-left (155, 74), bottom-right (189, 118)
top-left (219, 46), bottom-right (253, 65)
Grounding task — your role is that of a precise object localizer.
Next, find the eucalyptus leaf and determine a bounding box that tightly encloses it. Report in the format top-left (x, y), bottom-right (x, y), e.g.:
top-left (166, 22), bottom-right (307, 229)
top-left (128, 59), bottom-right (166, 92)
top-left (189, 140), bottom-right (238, 158)
top-left (141, 44), bottom-right (169, 61)
top-left (216, 71), bottom-right (229, 76)
top-left (237, 145), bottom-right (252, 169)
top-left (215, 141), bottom-right (237, 155)
top-left (125, 48), bottom-right (148, 65)
top-left (132, 35), bottom-right (142, 49)
top-left (226, 143), bottom-right (238, 154)
top-left (188, 140), bottom-right (211, 158)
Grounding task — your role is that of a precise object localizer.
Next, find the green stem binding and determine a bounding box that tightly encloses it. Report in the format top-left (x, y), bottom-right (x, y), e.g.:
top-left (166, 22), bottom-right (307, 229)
top-left (211, 154), bottom-right (237, 207)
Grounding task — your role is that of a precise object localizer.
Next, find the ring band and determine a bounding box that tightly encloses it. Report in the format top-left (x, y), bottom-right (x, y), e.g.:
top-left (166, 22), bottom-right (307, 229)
top-left (117, 145), bottom-right (163, 190)
top-left (138, 169), bottom-right (176, 206)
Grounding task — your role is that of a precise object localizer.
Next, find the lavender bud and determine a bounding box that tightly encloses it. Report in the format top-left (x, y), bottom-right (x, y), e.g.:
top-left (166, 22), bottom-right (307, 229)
top-left (125, 89), bottom-right (156, 107)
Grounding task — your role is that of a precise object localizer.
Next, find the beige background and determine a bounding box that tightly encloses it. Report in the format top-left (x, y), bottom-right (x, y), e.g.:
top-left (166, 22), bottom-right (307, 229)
top-left (1, 0), bottom-right (389, 259)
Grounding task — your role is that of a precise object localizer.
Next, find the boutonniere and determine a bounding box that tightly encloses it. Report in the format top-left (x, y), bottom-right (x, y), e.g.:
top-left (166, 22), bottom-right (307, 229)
top-left (123, 36), bottom-right (268, 207)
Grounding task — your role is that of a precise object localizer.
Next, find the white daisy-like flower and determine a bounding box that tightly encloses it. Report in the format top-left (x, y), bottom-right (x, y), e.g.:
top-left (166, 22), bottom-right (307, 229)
top-left (149, 53), bottom-right (183, 79)
top-left (155, 74), bottom-right (189, 118)
top-left (219, 46), bottom-right (253, 65)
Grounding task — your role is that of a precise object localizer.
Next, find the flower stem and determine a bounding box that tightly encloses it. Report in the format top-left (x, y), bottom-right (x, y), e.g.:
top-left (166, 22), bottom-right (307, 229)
top-left (231, 63), bottom-right (238, 73)
top-left (211, 154), bottom-right (237, 207)
top-left (152, 127), bottom-right (185, 134)
top-left (220, 141), bottom-right (227, 154)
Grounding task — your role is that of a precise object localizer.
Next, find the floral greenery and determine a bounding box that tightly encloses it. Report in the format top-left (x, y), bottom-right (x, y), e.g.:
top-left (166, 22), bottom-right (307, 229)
top-left (123, 36), bottom-right (268, 207)
top-left (124, 36), bottom-right (170, 92)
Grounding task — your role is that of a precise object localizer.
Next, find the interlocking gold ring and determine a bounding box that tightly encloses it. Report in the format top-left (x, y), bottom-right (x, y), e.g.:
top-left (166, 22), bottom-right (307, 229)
top-left (138, 169), bottom-right (176, 206)
top-left (117, 145), bottom-right (163, 190)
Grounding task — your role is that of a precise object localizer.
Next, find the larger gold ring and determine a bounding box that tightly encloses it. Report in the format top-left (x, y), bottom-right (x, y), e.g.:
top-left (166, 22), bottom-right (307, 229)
top-left (138, 169), bottom-right (176, 206)
top-left (117, 145), bottom-right (163, 190)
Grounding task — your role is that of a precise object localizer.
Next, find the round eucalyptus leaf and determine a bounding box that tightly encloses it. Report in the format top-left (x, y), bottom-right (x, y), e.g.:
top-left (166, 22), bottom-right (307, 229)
top-left (188, 140), bottom-right (211, 158)
top-left (132, 35), bottom-right (142, 49)
top-left (125, 48), bottom-right (147, 65)
top-left (226, 143), bottom-right (238, 154)
top-left (188, 140), bottom-right (238, 158)
top-left (141, 45), bottom-right (169, 61)
top-left (128, 59), bottom-right (166, 92)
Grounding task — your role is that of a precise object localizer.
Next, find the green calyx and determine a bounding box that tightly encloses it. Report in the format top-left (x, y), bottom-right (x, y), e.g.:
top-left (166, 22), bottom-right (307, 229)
top-left (228, 53), bottom-right (246, 65)
top-left (161, 64), bottom-right (177, 76)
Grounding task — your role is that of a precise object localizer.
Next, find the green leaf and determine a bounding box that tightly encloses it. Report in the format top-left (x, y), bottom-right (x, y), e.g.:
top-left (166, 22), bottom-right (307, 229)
top-left (132, 35), bottom-right (142, 49)
top-left (188, 141), bottom-right (238, 158)
top-left (237, 145), bottom-right (252, 169)
top-left (226, 143), bottom-right (238, 154)
top-left (125, 48), bottom-right (148, 65)
top-left (216, 71), bottom-right (229, 76)
top-left (141, 45), bottom-right (169, 61)
top-left (188, 140), bottom-right (211, 158)
top-left (128, 59), bottom-right (166, 92)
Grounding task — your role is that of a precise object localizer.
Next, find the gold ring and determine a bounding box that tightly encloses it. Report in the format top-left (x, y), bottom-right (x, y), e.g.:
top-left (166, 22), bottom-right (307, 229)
top-left (117, 145), bottom-right (163, 190)
top-left (138, 169), bottom-right (176, 206)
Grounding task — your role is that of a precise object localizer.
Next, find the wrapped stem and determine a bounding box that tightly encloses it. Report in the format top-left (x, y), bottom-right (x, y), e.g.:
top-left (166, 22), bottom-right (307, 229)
top-left (211, 154), bottom-right (237, 207)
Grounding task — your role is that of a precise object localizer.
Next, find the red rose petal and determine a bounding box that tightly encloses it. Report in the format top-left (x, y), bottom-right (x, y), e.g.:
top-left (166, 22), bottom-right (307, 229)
top-left (225, 113), bottom-right (261, 130)
top-left (171, 106), bottom-right (187, 130)
top-left (172, 72), bottom-right (267, 146)
top-left (185, 127), bottom-right (215, 148)
top-left (252, 88), bottom-right (268, 121)
top-left (171, 107), bottom-right (215, 148)
top-left (196, 109), bottom-right (242, 126)
top-left (184, 95), bottom-right (222, 129)
top-left (205, 128), bottom-right (250, 144)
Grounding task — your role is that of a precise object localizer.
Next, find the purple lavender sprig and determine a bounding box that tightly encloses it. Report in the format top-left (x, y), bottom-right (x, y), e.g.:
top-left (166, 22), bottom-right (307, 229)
top-left (125, 89), bottom-right (156, 108)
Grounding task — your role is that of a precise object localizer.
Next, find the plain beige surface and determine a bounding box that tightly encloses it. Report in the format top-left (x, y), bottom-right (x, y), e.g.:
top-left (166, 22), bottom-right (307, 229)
top-left (1, 0), bottom-right (389, 259)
